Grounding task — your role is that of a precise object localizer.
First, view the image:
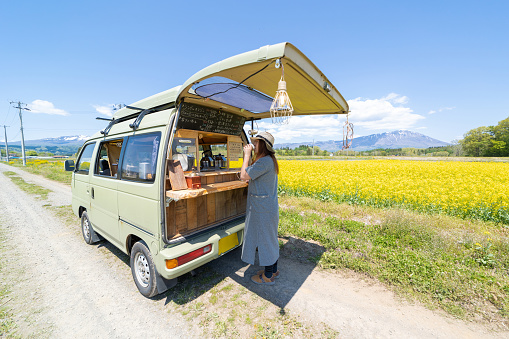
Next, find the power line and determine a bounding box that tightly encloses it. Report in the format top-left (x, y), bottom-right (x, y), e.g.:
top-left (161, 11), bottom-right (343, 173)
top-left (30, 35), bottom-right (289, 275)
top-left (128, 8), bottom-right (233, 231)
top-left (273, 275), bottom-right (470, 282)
top-left (10, 130), bottom-right (20, 140)
top-left (2, 104), bottom-right (12, 125)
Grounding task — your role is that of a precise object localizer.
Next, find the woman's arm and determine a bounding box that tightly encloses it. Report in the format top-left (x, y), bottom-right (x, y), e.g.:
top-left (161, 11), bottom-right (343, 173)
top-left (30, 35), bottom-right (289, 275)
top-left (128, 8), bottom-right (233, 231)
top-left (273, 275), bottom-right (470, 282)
top-left (240, 144), bottom-right (253, 181)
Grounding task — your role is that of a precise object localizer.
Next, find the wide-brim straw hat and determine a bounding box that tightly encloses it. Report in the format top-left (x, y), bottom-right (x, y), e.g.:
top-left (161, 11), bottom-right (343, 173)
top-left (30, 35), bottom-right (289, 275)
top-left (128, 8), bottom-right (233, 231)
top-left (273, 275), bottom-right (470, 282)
top-left (250, 131), bottom-right (275, 153)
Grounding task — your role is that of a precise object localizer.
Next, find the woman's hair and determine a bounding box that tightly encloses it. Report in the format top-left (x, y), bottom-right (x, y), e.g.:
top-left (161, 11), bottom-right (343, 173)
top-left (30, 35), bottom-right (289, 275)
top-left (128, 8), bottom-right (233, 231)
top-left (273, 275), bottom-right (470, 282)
top-left (252, 140), bottom-right (279, 174)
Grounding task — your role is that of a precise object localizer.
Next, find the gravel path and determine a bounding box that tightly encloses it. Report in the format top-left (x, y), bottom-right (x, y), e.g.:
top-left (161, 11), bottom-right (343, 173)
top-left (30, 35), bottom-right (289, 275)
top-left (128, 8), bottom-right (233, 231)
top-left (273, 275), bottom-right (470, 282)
top-left (0, 162), bottom-right (506, 338)
top-left (0, 163), bottom-right (193, 338)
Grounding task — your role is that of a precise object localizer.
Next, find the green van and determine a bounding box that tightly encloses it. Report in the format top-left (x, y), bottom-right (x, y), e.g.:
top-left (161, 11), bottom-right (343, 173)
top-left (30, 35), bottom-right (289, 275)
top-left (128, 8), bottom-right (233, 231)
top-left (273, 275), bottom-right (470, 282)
top-left (65, 42), bottom-right (349, 297)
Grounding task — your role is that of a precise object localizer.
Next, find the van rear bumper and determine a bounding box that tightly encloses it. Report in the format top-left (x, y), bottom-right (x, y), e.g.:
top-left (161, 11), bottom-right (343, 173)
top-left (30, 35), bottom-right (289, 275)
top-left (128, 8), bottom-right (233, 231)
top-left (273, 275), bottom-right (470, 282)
top-left (154, 217), bottom-right (245, 280)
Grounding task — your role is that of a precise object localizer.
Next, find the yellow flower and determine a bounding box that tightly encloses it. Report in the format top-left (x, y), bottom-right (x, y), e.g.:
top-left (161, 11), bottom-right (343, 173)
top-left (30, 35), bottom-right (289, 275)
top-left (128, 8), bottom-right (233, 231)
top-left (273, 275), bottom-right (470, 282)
top-left (278, 160), bottom-right (509, 222)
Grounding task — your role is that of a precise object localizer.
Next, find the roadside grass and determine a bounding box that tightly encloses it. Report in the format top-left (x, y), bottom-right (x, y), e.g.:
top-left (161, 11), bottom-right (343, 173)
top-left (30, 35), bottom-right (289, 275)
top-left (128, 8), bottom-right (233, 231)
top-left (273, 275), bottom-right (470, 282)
top-left (166, 267), bottom-right (338, 338)
top-left (0, 222), bottom-right (19, 338)
top-left (6, 159), bottom-right (71, 185)
top-left (279, 195), bottom-right (509, 326)
top-left (3, 171), bottom-right (51, 200)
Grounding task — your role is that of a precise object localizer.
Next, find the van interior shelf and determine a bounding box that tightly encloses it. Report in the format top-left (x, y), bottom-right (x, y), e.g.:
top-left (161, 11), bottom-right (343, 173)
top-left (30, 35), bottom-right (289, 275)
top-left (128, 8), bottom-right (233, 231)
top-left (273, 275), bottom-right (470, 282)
top-left (166, 180), bottom-right (248, 200)
top-left (196, 169), bottom-right (241, 176)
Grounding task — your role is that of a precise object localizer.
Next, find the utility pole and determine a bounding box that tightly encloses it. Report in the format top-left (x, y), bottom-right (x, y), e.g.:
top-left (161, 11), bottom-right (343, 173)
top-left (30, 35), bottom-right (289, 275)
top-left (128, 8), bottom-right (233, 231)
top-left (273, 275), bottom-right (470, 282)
top-left (2, 125), bottom-right (9, 162)
top-left (10, 101), bottom-right (30, 166)
top-left (312, 139), bottom-right (314, 156)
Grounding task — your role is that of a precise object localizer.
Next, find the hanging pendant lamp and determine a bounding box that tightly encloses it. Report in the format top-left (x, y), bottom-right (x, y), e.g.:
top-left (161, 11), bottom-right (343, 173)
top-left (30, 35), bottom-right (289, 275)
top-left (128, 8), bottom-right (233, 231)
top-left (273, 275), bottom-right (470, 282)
top-left (270, 60), bottom-right (293, 125)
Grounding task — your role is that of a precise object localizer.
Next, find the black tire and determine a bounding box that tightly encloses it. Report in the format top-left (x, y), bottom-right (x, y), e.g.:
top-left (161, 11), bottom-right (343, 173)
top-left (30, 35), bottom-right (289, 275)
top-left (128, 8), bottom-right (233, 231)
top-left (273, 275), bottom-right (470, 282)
top-left (130, 241), bottom-right (158, 298)
top-left (81, 211), bottom-right (94, 245)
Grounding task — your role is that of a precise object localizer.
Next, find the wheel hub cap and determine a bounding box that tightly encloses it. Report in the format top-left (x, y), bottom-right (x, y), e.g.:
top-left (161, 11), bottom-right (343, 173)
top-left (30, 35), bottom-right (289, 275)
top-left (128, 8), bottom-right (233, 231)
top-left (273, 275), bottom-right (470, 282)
top-left (135, 253), bottom-right (150, 287)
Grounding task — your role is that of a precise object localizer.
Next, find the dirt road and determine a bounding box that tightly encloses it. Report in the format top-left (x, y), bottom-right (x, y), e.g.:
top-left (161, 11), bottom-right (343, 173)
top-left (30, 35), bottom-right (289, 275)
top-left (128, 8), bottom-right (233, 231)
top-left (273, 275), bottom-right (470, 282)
top-left (0, 162), bottom-right (506, 338)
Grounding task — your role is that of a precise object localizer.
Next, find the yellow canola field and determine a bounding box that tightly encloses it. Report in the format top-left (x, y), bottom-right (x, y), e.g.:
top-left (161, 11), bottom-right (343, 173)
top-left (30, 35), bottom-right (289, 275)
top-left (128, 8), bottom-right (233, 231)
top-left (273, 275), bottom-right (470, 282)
top-left (279, 160), bottom-right (509, 223)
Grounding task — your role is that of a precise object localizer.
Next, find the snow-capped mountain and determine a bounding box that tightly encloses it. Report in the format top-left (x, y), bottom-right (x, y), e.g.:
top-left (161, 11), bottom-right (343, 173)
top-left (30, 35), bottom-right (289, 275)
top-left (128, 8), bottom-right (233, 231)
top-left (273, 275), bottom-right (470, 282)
top-left (274, 130), bottom-right (449, 152)
top-left (351, 130), bottom-right (449, 151)
top-left (11, 135), bottom-right (89, 147)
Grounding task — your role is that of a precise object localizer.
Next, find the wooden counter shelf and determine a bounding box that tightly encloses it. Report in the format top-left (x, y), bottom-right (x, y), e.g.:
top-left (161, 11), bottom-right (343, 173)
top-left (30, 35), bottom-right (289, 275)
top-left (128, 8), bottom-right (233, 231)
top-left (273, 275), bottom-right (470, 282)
top-left (166, 180), bottom-right (248, 200)
top-left (198, 169), bottom-right (241, 176)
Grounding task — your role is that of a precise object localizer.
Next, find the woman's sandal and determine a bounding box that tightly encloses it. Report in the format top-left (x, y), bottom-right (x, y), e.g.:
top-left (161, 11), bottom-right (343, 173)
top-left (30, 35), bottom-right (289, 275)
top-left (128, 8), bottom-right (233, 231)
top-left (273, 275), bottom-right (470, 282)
top-left (251, 273), bottom-right (275, 285)
top-left (256, 269), bottom-right (280, 279)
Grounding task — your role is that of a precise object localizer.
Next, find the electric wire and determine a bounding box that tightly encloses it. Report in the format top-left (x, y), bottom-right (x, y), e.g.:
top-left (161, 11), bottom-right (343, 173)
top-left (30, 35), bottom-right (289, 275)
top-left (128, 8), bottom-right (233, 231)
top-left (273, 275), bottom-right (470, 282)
top-left (2, 104), bottom-right (12, 125)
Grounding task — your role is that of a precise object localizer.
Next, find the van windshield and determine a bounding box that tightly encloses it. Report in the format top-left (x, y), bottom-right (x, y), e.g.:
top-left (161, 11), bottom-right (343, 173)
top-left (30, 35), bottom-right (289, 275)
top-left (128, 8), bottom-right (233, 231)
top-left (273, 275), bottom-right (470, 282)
top-left (190, 76), bottom-right (273, 113)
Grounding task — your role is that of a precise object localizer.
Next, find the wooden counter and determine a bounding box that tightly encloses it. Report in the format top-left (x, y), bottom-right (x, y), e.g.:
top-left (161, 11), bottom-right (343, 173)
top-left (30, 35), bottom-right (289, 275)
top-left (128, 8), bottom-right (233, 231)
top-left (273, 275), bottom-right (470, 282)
top-left (166, 181), bottom-right (248, 239)
top-left (166, 180), bottom-right (248, 200)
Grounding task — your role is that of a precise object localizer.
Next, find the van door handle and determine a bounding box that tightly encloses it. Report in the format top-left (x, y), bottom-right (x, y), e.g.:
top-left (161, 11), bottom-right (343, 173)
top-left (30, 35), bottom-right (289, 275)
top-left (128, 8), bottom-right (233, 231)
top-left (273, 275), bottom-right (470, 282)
top-left (91, 187), bottom-right (94, 199)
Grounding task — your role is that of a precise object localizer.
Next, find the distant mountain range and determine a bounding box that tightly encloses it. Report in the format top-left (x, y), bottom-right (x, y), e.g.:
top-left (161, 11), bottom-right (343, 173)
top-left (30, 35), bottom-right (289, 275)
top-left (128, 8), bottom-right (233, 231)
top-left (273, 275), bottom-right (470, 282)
top-left (7, 130), bottom-right (449, 155)
top-left (10, 135), bottom-right (89, 147)
top-left (7, 135), bottom-right (89, 155)
top-left (275, 130), bottom-right (450, 152)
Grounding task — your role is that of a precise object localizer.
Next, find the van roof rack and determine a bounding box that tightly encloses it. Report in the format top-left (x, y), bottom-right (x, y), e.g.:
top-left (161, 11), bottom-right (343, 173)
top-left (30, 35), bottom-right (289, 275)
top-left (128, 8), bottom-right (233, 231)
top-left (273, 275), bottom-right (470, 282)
top-left (100, 102), bottom-right (175, 136)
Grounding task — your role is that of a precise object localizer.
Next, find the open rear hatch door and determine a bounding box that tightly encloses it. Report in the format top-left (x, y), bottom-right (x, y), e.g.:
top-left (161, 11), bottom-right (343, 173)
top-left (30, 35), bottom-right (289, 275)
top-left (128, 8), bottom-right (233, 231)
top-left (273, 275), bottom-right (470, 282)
top-left (176, 42), bottom-right (349, 120)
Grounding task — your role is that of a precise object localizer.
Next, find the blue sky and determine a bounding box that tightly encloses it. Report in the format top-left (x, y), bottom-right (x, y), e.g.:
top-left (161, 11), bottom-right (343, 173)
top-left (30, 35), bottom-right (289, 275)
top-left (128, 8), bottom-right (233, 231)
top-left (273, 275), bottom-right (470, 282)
top-left (1, 1), bottom-right (508, 145)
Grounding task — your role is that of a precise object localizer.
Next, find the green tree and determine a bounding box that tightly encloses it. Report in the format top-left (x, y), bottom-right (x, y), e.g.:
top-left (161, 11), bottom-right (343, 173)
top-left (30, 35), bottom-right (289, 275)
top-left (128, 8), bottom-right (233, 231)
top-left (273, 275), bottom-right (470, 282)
top-left (27, 150), bottom-right (38, 156)
top-left (460, 126), bottom-right (494, 157)
top-left (492, 117), bottom-right (509, 156)
top-left (402, 148), bottom-right (418, 156)
top-left (450, 140), bottom-right (464, 156)
top-left (434, 151), bottom-right (449, 157)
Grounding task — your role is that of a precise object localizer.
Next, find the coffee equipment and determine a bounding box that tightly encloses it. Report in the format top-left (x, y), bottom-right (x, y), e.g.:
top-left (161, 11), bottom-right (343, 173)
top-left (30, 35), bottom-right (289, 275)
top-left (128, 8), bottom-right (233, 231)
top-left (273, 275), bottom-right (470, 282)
top-left (214, 154), bottom-right (227, 169)
top-left (200, 153), bottom-right (214, 170)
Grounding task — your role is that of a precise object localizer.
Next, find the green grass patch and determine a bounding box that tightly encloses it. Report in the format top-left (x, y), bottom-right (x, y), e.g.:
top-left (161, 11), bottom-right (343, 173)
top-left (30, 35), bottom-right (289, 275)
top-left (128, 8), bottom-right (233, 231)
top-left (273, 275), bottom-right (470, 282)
top-left (278, 184), bottom-right (509, 226)
top-left (0, 222), bottom-right (18, 337)
top-left (7, 159), bottom-right (72, 185)
top-left (279, 196), bottom-right (509, 322)
top-left (3, 172), bottom-right (51, 200)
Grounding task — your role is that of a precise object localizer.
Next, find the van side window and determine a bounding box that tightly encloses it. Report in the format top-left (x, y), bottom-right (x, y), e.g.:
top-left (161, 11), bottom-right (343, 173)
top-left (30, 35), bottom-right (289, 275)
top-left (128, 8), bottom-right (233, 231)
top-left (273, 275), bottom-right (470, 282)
top-left (94, 139), bottom-right (123, 178)
top-left (121, 133), bottom-right (161, 182)
top-left (76, 143), bottom-right (95, 174)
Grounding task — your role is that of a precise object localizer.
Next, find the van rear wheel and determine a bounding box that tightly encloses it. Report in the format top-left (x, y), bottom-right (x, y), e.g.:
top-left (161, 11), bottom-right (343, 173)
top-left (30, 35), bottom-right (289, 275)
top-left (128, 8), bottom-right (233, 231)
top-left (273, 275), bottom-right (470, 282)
top-left (81, 211), bottom-right (94, 245)
top-left (130, 241), bottom-right (158, 298)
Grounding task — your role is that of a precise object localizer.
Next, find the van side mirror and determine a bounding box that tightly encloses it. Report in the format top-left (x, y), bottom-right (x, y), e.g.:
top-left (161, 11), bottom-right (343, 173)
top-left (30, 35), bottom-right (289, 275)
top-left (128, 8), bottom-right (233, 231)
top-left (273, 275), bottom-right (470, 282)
top-left (65, 160), bottom-right (75, 171)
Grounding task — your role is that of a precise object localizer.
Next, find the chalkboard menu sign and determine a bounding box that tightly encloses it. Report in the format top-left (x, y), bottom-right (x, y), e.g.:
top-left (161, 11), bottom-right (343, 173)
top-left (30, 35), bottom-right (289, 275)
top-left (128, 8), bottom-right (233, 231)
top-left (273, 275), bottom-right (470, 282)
top-left (177, 103), bottom-right (246, 135)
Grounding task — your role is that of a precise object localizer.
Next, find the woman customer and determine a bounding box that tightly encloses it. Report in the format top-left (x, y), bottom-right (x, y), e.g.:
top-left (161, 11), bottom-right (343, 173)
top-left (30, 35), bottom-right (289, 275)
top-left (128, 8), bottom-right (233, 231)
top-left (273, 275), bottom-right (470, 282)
top-left (240, 131), bottom-right (280, 285)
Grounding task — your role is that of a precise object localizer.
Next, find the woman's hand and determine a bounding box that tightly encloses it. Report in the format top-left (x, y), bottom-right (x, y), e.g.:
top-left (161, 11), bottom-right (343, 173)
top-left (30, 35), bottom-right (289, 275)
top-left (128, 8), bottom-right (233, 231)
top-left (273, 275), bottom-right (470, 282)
top-left (243, 144), bottom-right (254, 155)
top-left (240, 144), bottom-right (254, 181)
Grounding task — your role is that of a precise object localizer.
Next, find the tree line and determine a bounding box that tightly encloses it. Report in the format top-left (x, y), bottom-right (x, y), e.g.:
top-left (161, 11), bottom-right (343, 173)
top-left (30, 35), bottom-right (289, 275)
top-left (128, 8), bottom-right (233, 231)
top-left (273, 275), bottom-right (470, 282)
top-left (275, 144), bottom-right (462, 157)
top-left (459, 117), bottom-right (509, 157)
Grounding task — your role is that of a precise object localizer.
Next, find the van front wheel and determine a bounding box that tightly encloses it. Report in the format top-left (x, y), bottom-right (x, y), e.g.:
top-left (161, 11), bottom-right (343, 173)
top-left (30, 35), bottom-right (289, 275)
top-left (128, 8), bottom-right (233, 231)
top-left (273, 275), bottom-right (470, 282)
top-left (130, 241), bottom-right (158, 298)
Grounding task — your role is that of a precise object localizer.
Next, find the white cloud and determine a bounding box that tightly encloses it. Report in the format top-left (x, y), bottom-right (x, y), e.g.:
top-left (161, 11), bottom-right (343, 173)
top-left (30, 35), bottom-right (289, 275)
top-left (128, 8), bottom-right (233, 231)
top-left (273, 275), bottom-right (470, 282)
top-left (93, 104), bottom-right (114, 117)
top-left (28, 100), bottom-right (69, 116)
top-left (246, 93), bottom-right (427, 144)
top-left (347, 93), bottom-right (424, 130)
top-left (383, 93), bottom-right (409, 104)
top-left (428, 106), bottom-right (455, 115)
top-left (250, 115), bottom-right (342, 143)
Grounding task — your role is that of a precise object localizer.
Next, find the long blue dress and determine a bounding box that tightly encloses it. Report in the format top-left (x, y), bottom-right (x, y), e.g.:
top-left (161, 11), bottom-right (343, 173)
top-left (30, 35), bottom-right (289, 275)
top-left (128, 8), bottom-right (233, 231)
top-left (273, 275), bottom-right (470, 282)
top-left (241, 156), bottom-right (279, 266)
